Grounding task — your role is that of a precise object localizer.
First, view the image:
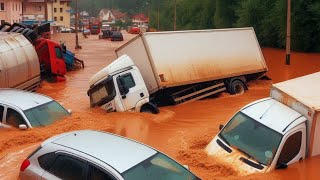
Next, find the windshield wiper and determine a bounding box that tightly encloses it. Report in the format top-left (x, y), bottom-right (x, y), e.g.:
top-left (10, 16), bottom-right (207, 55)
top-left (218, 134), bottom-right (230, 146)
top-left (233, 146), bottom-right (262, 165)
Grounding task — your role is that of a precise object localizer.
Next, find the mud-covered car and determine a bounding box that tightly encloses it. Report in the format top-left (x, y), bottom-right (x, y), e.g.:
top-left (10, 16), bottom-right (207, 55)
top-left (111, 31), bottom-right (124, 41)
top-left (20, 130), bottom-right (200, 180)
top-left (0, 89), bottom-right (71, 130)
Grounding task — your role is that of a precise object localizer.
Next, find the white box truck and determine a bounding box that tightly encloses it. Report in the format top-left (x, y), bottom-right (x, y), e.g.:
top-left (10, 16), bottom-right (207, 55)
top-left (88, 28), bottom-right (267, 113)
top-left (206, 72), bottom-right (320, 175)
top-left (0, 32), bottom-right (41, 91)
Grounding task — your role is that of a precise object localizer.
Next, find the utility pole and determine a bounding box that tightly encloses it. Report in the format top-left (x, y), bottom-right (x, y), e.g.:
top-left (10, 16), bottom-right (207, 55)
top-left (286, 0), bottom-right (291, 65)
top-left (44, 0), bottom-right (48, 22)
top-left (157, 0), bottom-right (160, 30)
top-left (75, 0), bottom-right (80, 49)
top-left (174, 0), bottom-right (176, 31)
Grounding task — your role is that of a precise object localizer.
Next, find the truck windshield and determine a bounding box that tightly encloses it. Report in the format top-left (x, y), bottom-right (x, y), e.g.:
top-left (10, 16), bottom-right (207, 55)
top-left (24, 101), bottom-right (69, 127)
top-left (122, 153), bottom-right (200, 180)
top-left (89, 78), bottom-right (116, 107)
top-left (219, 112), bottom-right (282, 166)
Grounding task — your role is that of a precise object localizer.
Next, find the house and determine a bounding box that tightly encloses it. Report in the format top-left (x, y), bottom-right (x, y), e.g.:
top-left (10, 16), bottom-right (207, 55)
top-left (132, 13), bottom-right (149, 28)
top-left (22, 0), bottom-right (54, 24)
top-left (53, 0), bottom-right (71, 28)
top-left (0, 0), bottom-right (23, 24)
top-left (98, 9), bottom-right (126, 24)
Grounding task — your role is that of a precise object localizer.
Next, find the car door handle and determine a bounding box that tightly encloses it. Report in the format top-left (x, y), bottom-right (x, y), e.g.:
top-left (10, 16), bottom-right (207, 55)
top-left (140, 93), bottom-right (144, 97)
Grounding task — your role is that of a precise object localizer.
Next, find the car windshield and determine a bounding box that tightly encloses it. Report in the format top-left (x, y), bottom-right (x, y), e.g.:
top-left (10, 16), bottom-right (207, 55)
top-left (89, 77), bottom-right (116, 107)
top-left (24, 101), bottom-right (69, 127)
top-left (122, 153), bottom-right (199, 180)
top-left (219, 112), bottom-right (283, 166)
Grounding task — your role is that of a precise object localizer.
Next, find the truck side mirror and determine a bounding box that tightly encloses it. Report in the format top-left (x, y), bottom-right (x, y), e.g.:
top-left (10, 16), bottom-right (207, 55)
top-left (276, 162), bottom-right (288, 169)
top-left (19, 124), bottom-right (28, 130)
top-left (219, 124), bottom-right (224, 130)
top-left (118, 78), bottom-right (129, 96)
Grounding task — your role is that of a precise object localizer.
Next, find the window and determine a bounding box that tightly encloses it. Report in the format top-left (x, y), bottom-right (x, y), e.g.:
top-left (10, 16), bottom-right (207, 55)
top-left (16, 4), bottom-right (17, 11)
top-left (60, 8), bottom-right (63, 13)
top-left (6, 108), bottom-right (26, 128)
top-left (48, 155), bottom-right (85, 180)
top-left (117, 73), bottom-right (136, 90)
top-left (38, 152), bottom-right (57, 170)
top-left (1, 20), bottom-right (5, 25)
top-left (54, 8), bottom-right (57, 13)
top-left (0, 3), bottom-right (5, 11)
top-left (19, 3), bottom-right (20, 11)
top-left (0, 106), bottom-right (4, 122)
top-left (277, 131), bottom-right (302, 164)
top-left (60, 16), bottom-right (63, 21)
top-left (60, 2), bottom-right (64, 5)
top-left (55, 47), bottom-right (63, 59)
top-left (34, 6), bottom-right (41, 11)
top-left (54, 17), bottom-right (57, 21)
top-left (88, 165), bottom-right (115, 180)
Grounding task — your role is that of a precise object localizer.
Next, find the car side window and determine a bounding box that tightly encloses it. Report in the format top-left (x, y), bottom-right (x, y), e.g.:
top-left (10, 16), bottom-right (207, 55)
top-left (88, 164), bottom-right (116, 180)
top-left (277, 131), bottom-right (302, 164)
top-left (117, 73), bottom-right (136, 90)
top-left (38, 152), bottom-right (57, 170)
top-left (0, 105), bottom-right (4, 122)
top-left (6, 108), bottom-right (26, 128)
top-left (48, 155), bottom-right (85, 180)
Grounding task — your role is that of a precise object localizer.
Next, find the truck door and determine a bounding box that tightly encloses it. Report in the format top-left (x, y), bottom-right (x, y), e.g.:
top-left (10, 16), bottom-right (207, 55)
top-left (275, 124), bottom-right (306, 168)
top-left (0, 56), bottom-right (8, 88)
top-left (116, 71), bottom-right (144, 111)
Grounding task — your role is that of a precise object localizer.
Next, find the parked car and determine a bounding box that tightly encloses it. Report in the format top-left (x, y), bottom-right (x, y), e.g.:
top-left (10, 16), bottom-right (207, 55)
top-left (61, 28), bottom-right (72, 33)
top-left (129, 26), bottom-right (140, 34)
top-left (20, 130), bottom-right (200, 180)
top-left (0, 89), bottom-right (71, 130)
top-left (111, 31), bottom-right (124, 41)
top-left (83, 29), bottom-right (91, 36)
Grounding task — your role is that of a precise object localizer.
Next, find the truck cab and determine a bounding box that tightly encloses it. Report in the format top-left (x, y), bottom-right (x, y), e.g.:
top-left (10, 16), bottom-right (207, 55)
top-left (87, 55), bottom-right (159, 113)
top-left (206, 72), bottom-right (320, 175)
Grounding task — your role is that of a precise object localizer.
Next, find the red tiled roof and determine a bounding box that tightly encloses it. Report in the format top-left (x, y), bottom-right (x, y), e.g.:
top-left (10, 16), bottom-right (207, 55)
top-left (100, 9), bottom-right (127, 19)
top-left (132, 13), bottom-right (149, 22)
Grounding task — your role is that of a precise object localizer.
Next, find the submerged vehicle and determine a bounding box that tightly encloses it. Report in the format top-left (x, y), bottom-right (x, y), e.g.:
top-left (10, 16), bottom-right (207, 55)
top-left (20, 130), bottom-right (200, 180)
top-left (206, 72), bottom-right (320, 174)
top-left (88, 28), bottom-right (267, 113)
top-left (0, 32), bottom-right (40, 91)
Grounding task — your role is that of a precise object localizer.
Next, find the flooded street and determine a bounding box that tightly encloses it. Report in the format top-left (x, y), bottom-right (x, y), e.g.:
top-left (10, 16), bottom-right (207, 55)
top-left (1, 32), bottom-right (320, 180)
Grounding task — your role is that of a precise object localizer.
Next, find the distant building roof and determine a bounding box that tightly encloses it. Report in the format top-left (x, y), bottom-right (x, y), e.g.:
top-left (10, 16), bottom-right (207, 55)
top-left (80, 11), bottom-right (89, 17)
top-left (132, 13), bottom-right (149, 23)
top-left (100, 9), bottom-right (127, 19)
top-left (25, 0), bottom-right (54, 2)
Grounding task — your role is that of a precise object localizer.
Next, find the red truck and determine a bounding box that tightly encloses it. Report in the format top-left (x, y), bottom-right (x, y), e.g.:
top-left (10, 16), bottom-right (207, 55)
top-left (89, 22), bottom-right (101, 35)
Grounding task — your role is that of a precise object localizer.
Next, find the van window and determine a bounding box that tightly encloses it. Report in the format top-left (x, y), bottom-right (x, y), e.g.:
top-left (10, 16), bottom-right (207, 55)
top-left (277, 131), bottom-right (302, 164)
top-left (55, 47), bottom-right (63, 59)
top-left (6, 108), bottom-right (26, 128)
top-left (0, 106), bottom-right (4, 122)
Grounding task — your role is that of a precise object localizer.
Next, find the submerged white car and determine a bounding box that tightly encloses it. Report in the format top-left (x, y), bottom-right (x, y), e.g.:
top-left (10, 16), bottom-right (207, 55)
top-left (0, 89), bottom-right (71, 129)
top-left (20, 130), bottom-right (200, 180)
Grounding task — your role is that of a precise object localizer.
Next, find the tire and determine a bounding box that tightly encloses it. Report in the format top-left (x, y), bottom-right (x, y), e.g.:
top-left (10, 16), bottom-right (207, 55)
top-left (230, 80), bottom-right (246, 95)
top-left (140, 107), bottom-right (154, 114)
top-left (140, 103), bottom-right (160, 114)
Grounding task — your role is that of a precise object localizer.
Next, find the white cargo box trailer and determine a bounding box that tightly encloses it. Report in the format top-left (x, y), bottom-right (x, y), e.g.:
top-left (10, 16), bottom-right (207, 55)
top-left (0, 33), bottom-right (41, 91)
top-left (116, 28), bottom-right (267, 95)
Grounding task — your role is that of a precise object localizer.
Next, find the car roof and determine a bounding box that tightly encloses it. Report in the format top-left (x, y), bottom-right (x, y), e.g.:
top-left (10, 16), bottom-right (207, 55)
top-left (50, 130), bottom-right (157, 173)
top-left (0, 89), bottom-right (52, 110)
top-left (241, 98), bottom-right (303, 134)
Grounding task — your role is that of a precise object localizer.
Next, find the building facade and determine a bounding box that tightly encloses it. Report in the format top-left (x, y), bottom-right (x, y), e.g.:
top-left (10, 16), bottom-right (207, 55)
top-left (132, 13), bottom-right (149, 28)
top-left (53, 0), bottom-right (71, 28)
top-left (0, 0), bottom-right (23, 24)
top-left (22, 0), bottom-right (54, 23)
top-left (99, 9), bottom-right (126, 24)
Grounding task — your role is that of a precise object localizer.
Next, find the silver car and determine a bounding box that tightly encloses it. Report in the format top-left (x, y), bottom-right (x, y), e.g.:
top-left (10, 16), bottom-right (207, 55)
top-left (20, 130), bottom-right (200, 180)
top-left (0, 89), bottom-right (71, 130)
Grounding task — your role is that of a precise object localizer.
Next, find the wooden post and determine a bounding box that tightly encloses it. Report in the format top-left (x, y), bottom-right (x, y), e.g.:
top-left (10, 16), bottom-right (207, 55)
top-left (286, 0), bottom-right (291, 65)
top-left (44, 0), bottom-right (48, 21)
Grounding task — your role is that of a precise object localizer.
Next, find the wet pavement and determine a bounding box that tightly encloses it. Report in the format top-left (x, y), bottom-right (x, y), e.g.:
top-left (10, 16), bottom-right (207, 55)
top-left (0, 32), bottom-right (320, 180)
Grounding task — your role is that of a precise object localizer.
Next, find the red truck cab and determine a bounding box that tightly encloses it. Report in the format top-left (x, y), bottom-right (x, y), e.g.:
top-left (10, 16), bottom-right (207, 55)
top-left (35, 38), bottom-right (67, 81)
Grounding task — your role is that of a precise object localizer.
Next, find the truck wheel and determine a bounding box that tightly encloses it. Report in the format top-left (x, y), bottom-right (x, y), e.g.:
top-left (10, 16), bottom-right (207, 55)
top-left (140, 103), bottom-right (160, 114)
top-left (230, 80), bottom-right (246, 95)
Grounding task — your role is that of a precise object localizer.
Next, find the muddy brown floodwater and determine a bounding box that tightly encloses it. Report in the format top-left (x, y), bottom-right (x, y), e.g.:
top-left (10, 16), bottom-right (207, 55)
top-left (0, 32), bottom-right (320, 180)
